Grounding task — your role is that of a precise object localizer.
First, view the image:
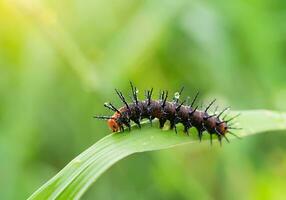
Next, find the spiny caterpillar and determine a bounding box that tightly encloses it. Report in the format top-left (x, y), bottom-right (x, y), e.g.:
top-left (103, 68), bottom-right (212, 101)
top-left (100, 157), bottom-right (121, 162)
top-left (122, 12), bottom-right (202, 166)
top-left (94, 82), bottom-right (241, 145)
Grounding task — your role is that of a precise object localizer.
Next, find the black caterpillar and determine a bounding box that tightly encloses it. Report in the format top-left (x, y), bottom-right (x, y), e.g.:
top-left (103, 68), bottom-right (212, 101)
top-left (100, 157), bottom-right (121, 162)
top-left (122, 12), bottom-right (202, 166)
top-left (94, 82), bottom-right (240, 144)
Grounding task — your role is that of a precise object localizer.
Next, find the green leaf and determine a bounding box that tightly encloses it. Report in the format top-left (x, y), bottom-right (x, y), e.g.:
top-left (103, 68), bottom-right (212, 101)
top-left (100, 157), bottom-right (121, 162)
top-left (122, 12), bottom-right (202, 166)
top-left (28, 110), bottom-right (286, 200)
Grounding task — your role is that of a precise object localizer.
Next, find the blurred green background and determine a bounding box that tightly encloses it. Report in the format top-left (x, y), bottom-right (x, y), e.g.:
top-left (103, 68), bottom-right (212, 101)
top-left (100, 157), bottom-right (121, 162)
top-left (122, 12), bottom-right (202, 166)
top-left (1, 0), bottom-right (286, 199)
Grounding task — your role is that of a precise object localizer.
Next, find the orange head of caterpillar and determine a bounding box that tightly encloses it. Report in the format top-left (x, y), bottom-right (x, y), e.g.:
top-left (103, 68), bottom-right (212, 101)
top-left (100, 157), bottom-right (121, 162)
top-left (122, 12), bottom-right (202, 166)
top-left (107, 112), bottom-right (122, 132)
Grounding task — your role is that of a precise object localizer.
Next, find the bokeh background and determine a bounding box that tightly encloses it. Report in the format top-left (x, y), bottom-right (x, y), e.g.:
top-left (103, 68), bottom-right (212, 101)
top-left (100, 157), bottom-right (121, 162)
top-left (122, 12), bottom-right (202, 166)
top-left (1, 0), bottom-right (286, 199)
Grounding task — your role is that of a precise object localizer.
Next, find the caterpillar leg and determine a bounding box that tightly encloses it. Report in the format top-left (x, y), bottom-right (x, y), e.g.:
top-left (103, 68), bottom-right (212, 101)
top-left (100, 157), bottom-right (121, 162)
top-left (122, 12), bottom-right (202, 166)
top-left (133, 119), bottom-right (141, 129)
top-left (123, 121), bottom-right (131, 131)
top-left (184, 126), bottom-right (189, 135)
top-left (149, 116), bottom-right (153, 126)
top-left (198, 129), bottom-right (204, 141)
top-left (159, 118), bottom-right (166, 129)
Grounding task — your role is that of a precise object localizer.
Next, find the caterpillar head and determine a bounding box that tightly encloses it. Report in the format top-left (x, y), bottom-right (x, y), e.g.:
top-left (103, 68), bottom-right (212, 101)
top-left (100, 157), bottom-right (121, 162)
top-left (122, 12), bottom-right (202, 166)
top-left (107, 119), bottom-right (119, 132)
top-left (108, 112), bottom-right (122, 132)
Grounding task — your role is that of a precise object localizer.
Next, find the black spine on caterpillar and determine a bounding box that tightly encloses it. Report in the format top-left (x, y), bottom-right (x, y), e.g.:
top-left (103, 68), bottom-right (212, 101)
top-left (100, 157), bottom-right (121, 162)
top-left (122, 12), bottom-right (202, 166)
top-left (94, 82), bottom-right (241, 145)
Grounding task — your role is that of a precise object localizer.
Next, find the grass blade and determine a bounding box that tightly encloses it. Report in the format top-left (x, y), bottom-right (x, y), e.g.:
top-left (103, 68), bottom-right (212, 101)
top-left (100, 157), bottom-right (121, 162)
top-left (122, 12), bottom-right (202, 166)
top-left (28, 110), bottom-right (286, 200)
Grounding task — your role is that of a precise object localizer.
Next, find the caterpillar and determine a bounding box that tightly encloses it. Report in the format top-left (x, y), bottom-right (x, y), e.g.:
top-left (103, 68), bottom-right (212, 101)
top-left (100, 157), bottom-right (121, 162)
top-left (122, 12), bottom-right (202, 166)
top-left (94, 82), bottom-right (241, 145)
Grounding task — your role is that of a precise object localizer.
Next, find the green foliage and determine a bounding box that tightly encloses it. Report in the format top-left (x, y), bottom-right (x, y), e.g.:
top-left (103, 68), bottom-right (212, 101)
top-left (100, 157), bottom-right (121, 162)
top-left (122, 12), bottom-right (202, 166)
top-left (1, 0), bottom-right (286, 199)
top-left (29, 110), bottom-right (286, 199)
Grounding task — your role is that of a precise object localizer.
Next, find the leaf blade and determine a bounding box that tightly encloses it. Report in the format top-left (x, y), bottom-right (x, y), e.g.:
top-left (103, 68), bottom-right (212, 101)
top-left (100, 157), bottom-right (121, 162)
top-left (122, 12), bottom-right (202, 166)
top-left (28, 110), bottom-right (286, 200)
